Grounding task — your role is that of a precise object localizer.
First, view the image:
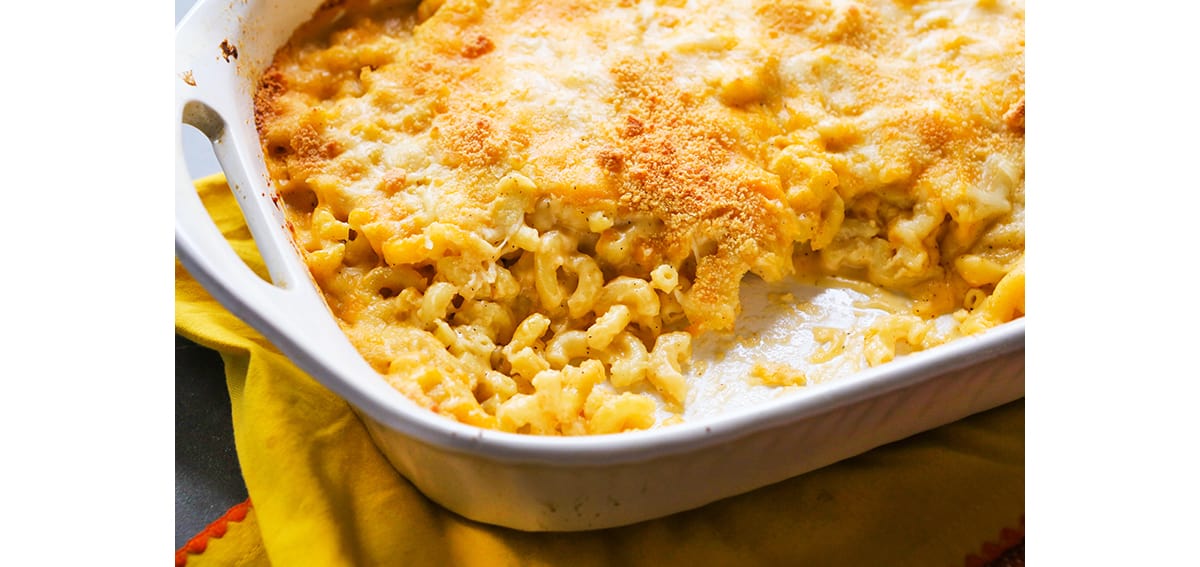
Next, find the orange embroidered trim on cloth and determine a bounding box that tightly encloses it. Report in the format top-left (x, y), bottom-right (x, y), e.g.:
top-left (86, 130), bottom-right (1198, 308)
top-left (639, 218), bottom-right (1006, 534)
top-left (965, 516), bottom-right (1025, 567)
top-left (176, 498), bottom-right (254, 567)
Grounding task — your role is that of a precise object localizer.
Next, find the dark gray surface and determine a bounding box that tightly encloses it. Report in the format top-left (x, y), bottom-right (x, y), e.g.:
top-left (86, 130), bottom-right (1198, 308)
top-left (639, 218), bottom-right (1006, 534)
top-left (178, 0), bottom-right (240, 551)
top-left (175, 335), bottom-right (249, 550)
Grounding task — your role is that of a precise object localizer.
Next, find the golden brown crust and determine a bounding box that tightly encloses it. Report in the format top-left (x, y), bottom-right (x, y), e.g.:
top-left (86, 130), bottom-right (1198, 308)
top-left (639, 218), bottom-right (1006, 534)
top-left (606, 56), bottom-right (791, 321)
top-left (252, 67), bottom-right (286, 136)
top-left (1005, 97), bottom-right (1026, 133)
top-left (291, 123), bottom-right (341, 171)
top-left (434, 111), bottom-right (506, 167)
top-left (460, 33), bottom-right (494, 58)
top-left (754, 0), bottom-right (832, 37)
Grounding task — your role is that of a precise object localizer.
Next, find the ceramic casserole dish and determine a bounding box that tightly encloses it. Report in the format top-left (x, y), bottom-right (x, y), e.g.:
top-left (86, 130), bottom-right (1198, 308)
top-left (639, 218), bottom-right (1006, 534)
top-left (174, 0), bottom-right (1025, 531)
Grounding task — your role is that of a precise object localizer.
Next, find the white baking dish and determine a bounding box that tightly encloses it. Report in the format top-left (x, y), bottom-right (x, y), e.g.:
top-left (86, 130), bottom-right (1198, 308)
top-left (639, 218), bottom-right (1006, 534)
top-left (174, 0), bottom-right (1024, 532)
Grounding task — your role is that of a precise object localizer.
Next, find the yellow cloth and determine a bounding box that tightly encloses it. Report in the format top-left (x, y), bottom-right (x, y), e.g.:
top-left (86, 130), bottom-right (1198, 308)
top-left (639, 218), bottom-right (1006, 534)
top-left (176, 174), bottom-right (1024, 567)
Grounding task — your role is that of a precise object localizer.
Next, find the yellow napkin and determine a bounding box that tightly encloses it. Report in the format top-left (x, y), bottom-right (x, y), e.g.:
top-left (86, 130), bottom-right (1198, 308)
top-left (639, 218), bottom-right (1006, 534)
top-left (176, 174), bottom-right (1024, 567)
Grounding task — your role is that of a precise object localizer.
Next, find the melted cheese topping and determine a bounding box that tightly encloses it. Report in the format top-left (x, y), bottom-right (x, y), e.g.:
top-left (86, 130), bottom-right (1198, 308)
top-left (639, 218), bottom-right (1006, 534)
top-left (254, 0), bottom-right (1025, 434)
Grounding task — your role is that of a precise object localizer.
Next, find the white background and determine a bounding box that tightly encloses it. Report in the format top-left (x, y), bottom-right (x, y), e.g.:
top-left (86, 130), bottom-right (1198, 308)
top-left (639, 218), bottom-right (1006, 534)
top-left (0, 0), bottom-right (1197, 564)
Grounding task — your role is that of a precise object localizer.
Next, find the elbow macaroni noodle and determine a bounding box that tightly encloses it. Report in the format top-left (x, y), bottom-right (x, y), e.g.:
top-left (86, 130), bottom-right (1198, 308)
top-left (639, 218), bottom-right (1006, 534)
top-left (254, 0), bottom-right (1025, 435)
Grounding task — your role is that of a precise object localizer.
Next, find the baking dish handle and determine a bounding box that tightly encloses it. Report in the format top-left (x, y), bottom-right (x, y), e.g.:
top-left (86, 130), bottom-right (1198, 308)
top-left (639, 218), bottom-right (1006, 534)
top-left (174, 98), bottom-right (317, 336)
top-left (174, 94), bottom-right (423, 437)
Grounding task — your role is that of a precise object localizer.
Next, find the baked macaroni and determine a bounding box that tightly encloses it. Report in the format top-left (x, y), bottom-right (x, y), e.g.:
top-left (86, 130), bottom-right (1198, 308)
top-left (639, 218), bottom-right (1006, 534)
top-left (254, 0), bottom-right (1025, 434)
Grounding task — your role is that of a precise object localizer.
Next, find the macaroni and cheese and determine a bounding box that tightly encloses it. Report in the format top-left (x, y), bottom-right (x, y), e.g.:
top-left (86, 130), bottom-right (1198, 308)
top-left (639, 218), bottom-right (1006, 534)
top-left (254, 0), bottom-right (1025, 435)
